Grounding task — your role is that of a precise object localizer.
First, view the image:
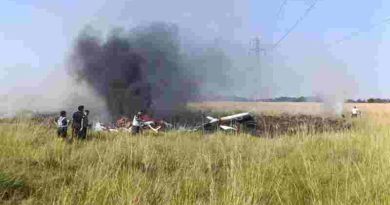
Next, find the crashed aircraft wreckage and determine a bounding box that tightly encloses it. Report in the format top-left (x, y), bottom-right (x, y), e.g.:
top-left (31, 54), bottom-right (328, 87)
top-left (94, 116), bottom-right (172, 133)
top-left (93, 112), bottom-right (256, 135)
top-left (195, 112), bottom-right (256, 134)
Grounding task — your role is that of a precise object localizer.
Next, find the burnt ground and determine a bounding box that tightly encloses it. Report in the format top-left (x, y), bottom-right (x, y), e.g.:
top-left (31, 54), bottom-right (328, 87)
top-left (252, 114), bottom-right (351, 137)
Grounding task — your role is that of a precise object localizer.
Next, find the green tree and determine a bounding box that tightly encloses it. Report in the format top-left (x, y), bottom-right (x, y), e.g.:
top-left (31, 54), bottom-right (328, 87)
top-left (367, 98), bottom-right (375, 103)
top-left (295, 96), bottom-right (306, 102)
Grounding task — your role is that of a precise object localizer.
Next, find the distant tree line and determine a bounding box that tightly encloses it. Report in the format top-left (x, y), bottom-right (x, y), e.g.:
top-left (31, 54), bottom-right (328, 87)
top-left (346, 98), bottom-right (390, 103)
top-left (260, 97), bottom-right (390, 103)
top-left (256, 96), bottom-right (321, 103)
top-left (259, 97), bottom-right (390, 103)
top-left (197, 95), bottom-right (390, 103)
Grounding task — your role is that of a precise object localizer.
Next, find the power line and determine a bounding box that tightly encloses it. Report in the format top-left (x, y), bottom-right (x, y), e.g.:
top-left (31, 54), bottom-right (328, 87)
top-left (272, 0), bottom-right (319, 50)
top-left (328, 17), bottom-right (390, 47)
top-left (277, 0), bottom-right (288, 17)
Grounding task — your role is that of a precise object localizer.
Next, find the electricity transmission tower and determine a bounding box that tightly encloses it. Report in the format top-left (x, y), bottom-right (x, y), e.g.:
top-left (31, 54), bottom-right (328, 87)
top-left (249, 36), bottom-right (268, 63)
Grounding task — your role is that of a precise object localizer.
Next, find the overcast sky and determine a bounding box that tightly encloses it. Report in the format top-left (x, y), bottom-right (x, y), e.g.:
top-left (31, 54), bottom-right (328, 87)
top-left (1, 0), bottom-right (390, 99)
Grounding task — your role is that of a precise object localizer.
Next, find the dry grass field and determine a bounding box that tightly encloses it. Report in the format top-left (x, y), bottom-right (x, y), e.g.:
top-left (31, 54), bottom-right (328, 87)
top-left (1, 102), bottom-right (390, 204)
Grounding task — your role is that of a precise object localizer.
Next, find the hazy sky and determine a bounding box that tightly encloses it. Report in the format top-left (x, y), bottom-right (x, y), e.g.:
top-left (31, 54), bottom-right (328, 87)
top-left (1, 0), bottom-right (390, 99)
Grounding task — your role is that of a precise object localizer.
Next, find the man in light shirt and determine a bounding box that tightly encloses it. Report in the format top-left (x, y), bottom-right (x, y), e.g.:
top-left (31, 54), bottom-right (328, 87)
top-left (351, 106), bottom-right (360, 118)
top-left (131, 111), bottom-right (143, 135)
top-left (55, 111), bottom-right (69, 138)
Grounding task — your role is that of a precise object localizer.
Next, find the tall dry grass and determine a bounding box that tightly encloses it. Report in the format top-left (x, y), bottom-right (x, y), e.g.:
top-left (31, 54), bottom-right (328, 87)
top-left (1, 103), bottom-right (390, 204)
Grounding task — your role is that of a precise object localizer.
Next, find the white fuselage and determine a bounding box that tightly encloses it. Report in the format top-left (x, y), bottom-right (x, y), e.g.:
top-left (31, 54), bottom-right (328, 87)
top-left (207, 112), bottom-right (250, 123)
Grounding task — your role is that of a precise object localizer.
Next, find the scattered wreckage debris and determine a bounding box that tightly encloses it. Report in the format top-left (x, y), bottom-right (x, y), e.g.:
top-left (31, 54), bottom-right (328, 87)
top-left (94, 115), bottom-right (172, 134)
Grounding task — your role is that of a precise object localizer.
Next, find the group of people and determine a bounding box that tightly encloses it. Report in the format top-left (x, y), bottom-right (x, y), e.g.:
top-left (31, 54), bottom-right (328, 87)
top-left (54, 105), bottom-right (90, 140)
top-left (55, 108), bottom-right (151, 139)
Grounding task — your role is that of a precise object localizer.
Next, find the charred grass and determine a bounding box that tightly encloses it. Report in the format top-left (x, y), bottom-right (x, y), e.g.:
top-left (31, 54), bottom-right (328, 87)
top-left (254, 114), bottom-right (351, 137)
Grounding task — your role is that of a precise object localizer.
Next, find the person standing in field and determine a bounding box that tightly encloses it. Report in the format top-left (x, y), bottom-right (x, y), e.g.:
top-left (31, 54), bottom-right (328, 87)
top-left (72, 105), bottom-right (84, 139)
top-left (80, 110), bottom-right (90, 139)
top-left (131, 111), bottom-right (144, 135)
top-left (351, 106), bottom-right (360, 118)
top-left (55, 111), bottom-right (69, 138)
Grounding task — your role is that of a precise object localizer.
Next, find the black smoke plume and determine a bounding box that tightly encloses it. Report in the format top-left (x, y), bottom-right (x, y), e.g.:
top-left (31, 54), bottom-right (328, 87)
top-left (69, 23), bottom-right (199, 119)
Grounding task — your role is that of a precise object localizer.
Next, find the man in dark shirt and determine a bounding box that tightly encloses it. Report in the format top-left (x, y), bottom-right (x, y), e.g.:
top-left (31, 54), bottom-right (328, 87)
top-left (80, 110), bottom-right (90, 139)
top-left (72, 105), bottom-right (84, 140)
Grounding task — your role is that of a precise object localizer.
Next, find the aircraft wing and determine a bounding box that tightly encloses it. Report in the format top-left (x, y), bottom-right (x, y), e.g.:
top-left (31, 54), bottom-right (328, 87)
top-left (219, 125), bottom-right (237, 131)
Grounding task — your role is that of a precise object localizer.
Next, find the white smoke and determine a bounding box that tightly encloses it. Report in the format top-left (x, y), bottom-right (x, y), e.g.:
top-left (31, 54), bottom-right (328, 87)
top-left (0, 68), bottom-right (110, 121)
top-left (312, 62), bottom-right (357, 116)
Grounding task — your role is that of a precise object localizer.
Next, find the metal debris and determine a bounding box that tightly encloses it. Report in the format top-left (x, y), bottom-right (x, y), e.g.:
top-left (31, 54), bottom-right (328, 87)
top-left (195, 112), bottom-right (256, 134)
